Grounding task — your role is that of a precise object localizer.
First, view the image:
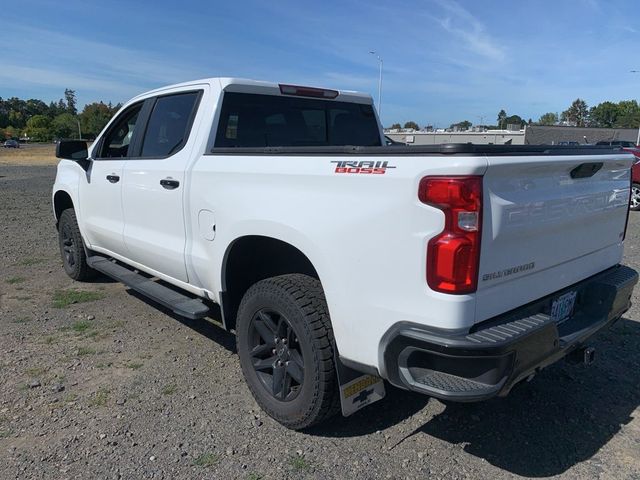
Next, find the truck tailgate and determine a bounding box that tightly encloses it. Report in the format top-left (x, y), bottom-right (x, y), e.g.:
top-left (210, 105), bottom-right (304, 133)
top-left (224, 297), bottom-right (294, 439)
top-left (475, 153), bottom-right (633, 322)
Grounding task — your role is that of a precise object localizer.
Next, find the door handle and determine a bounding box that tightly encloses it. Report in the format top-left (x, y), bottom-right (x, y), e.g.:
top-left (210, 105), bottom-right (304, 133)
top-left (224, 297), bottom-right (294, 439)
top-left (106, 174), bottom-right (120, 183)
top-left (160, 179), bottom-right (180, 190)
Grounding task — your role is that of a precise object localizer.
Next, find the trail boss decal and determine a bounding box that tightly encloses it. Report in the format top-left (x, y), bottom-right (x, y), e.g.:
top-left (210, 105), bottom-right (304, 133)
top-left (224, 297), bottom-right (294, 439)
top-left (331, 160), bottom-right (396, 174)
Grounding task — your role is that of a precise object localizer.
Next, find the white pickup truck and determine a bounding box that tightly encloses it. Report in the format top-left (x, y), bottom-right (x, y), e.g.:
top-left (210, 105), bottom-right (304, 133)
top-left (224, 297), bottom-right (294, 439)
top-left (53, 78), bottom-right (638, 429)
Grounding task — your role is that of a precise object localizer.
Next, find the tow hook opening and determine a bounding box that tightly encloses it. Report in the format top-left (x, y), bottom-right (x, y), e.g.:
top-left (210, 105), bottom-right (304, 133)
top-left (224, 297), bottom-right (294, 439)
top-left (567, 346), bottom-right (596, 366)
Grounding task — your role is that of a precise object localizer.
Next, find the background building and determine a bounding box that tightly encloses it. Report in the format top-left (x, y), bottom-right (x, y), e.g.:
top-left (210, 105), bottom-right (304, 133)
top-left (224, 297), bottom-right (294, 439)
top-left (385, 125), bottom-right (640, 145)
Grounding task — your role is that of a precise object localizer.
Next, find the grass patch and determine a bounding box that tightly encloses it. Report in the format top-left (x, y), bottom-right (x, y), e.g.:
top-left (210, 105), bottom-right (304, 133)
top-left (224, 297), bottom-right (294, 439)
top-left (0, 143), bottom-right (57, 166)
top-left (96, 362), bottom-right (112, 369)
top-left (76, 346), bottom-right (96, 356)
top-left (108, 319), bottom-right (126, 329)
top-left (89, 388), bottom-right (110, 407)
top-left (6, 276), bottom-right (26, 284)
top-left (126, 362), bottom-right (144, 370)
top-left (289, 454), bottom-right (312, 473)
top-left (193, 453), bottom-right (219, 467)
top-left (25, 367), bottom-right (46, 377)
top-left (73, 321), bottom-right (91, 332)
top-left (52, 289), bottom-right (105, 308)
top-left (18, 257), bottom-right (46, 267)
top-left (0, 429), bottom-right (13, 439)
top-left (161, 384), bottom-right (177, 395)
top-left (64, 393), bottom-right (78, 403)
top-left (43, 336), bottom-right (56, 345)
top-left (12, 317), bottom-right (31, 324)
top-left (246, 474), bottom-right (263, 480)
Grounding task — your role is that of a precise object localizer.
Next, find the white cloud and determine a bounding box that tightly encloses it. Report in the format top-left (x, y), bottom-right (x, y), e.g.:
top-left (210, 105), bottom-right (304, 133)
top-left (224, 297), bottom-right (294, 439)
top-left (429, 0), bottom-right (506, 63)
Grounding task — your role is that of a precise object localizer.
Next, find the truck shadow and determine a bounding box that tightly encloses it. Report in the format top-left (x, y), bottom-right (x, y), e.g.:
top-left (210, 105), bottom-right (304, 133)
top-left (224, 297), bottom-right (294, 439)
top-left (123, 285), bottom-right (640, 476)
top-left (314, 318), bottom-right (640, 477)
top-left (125, 289), bottom-right (237, 353)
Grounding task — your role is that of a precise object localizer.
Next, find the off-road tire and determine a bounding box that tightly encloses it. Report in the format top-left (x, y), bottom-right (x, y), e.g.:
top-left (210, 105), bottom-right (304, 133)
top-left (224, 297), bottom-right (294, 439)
top-left (58, 208), bottom-right (95, 281)
top-left (236, 274), bottom-right (340, 430)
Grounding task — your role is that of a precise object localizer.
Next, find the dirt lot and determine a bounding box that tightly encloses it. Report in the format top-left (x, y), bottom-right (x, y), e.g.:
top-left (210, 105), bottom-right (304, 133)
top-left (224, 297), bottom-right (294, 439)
top-left (2, 162), bottom-right (640, 480)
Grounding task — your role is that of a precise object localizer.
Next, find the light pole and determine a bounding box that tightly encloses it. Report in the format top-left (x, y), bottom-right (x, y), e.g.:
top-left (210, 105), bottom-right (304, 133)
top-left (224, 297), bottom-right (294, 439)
top-left (369, 51), bottom-right (383, 117)
top-left (76, 118), bottom-right (82, 140)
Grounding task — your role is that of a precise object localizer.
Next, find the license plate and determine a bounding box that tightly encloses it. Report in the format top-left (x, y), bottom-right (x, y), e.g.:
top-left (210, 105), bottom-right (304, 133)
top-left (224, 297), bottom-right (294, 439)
top-left (550, 291), bottom-right (577, 323)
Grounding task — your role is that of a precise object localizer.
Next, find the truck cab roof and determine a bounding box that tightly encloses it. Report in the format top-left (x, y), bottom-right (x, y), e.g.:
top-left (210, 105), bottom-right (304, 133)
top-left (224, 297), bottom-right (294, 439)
top-left (130, 77), bottom-right (374, 105)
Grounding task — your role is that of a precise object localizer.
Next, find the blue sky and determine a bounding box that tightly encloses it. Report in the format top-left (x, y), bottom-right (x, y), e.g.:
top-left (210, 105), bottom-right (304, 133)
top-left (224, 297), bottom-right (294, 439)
top-left (1, 0), bottom-right (639, 127)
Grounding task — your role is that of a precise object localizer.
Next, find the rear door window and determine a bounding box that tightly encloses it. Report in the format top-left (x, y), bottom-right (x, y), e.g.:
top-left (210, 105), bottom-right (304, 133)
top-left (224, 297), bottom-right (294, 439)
top-left (140, 91), bottom-right (200, 158)
top-left (214, 92), bottom-right (381, 147)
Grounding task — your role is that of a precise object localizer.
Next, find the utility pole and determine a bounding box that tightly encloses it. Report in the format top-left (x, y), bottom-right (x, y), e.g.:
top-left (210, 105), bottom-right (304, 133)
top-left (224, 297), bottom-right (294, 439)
top-left (76, 118), bottom-right (82, 140)
top-left (369, 51), bottom-right (383, 117)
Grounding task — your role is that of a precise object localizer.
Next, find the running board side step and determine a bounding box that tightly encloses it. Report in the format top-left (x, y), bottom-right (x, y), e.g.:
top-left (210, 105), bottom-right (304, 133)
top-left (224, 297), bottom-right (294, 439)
top-left (87, 256), bottom-right (210, 320)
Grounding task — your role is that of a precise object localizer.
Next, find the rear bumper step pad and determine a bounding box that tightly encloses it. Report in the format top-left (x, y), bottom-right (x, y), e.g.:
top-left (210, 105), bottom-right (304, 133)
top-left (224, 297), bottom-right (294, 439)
top-left (380, 264), bottom-right (638, 401)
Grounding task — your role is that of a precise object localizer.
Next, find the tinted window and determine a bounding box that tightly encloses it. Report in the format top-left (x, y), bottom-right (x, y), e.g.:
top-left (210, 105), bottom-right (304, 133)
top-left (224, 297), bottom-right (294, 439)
top-left (98, 103), bottom-right (142, 158)
top-left (140, 92), bottom-right (199, 157)
top-left (214, 92), bottom-right (381, 147)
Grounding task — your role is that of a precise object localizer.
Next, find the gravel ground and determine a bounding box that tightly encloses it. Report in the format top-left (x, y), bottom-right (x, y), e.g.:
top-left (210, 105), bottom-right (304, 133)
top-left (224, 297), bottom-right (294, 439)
top-left (2, 164), bottom-right (640, 480)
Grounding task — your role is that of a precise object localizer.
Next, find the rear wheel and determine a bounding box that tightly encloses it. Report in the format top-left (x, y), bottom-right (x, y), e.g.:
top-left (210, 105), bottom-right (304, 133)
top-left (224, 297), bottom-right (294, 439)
top-left (236, 274), bottom-right (340, 430)
top-left (58, 208), bottom-right (95, 281)
top-left (631, 183), bottom-right (640, 211)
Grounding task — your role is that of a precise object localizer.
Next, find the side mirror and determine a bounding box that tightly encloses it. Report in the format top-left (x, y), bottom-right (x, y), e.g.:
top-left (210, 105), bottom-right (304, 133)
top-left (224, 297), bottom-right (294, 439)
top-left (56, 140), bottom-right (88, 161)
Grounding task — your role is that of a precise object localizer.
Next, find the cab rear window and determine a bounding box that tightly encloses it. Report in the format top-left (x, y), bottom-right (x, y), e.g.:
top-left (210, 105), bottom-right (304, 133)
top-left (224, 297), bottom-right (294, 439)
top-left (214, 92), bottom-right (381, 147)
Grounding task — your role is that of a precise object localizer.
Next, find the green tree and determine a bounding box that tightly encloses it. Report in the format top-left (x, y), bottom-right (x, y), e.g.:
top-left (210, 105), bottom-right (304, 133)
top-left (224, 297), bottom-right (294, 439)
top-left (52, 113), bottom-right (79, 139)
top-left (504, 115), bottom-right (525, 128)
top-left (389, 123), bottom-right (401, 129)
top-left (2, 125), bottom-right (18, 139)
top-left (450, 120), bottom-right (472, 130)
top-left (589, 102), bottom-right (618, 127)
top-left (64, 89), bottom-right (77, 115)
top-left (537, 112), bottom-right (558, 125)
top-left (79, 102), bottom-right (118, 139)
top-left (26, 115), bottom-right (52, 142)
top-left (562, 98), bottom-right (589, 127)
top-left (403, 121), bottom-right (419, 130)
top-left (497, 109), bottom-right (507, 129)
top-left (24, 99), bottom-right (49, 118)
top-left (615, 100), bottom-right (640, 128)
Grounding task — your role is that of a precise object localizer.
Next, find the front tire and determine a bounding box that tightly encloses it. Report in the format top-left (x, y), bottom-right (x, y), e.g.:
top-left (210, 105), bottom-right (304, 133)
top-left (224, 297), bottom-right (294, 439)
top-left (58, 208), bottom-right (95, 281)
top-left (236, 274), bottom-right (340, 430)
top-left (631, 183), bottom-right (640, 211)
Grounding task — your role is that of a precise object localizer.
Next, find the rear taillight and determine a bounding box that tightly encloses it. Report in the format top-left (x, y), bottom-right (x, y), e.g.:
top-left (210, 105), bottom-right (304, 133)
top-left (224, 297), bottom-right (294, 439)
top-left (419, 176), bottom-right (483, 294)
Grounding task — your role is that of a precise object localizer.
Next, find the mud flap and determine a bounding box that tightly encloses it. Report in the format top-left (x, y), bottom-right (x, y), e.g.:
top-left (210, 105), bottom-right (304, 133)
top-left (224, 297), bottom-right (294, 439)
top-left (335, 355), bottom-right (386, 417)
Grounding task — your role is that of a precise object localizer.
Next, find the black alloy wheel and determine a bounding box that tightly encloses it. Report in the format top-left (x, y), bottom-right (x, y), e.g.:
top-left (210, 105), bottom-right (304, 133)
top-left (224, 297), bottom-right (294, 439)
top-left (236, 274), bottom-right (340, 430)
top-left (248, 309), bottom-right (305, 401)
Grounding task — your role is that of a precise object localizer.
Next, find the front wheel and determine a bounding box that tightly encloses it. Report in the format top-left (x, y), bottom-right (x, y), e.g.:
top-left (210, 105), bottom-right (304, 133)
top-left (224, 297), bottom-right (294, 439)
top-left (631, 183), bottom-right (640, 211)
top-left (236, 274), bottom-right (340, 430)
top-left (58, 208), bottom-right (95, 281)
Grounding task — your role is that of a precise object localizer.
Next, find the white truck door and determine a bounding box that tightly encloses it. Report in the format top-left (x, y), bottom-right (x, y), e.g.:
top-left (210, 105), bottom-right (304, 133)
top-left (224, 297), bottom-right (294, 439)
top-left (80, 102), bottom-right (145, 255)
top-left (121, 89), bottom-right (203, 283)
